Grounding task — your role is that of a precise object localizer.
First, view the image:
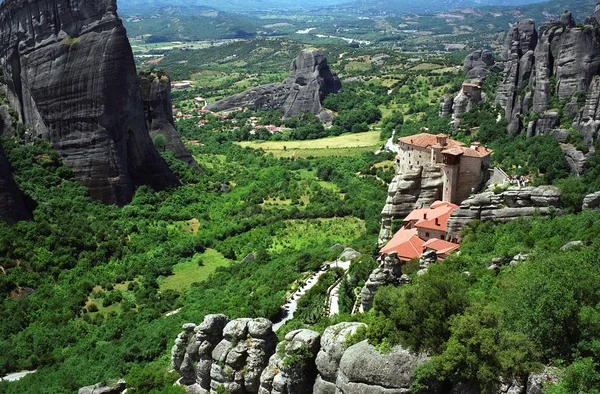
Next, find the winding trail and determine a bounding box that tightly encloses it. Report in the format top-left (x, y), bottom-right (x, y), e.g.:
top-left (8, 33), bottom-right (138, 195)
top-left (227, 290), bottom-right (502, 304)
top-left (1, 370), bottom-right (36, 382)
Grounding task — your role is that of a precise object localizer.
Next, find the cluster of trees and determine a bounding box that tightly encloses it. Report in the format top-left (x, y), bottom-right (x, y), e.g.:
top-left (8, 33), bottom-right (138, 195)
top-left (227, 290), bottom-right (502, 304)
top-left (354, 212), bottom-right (600, 392)
top-left (0, 123), bottom-right (390, 392)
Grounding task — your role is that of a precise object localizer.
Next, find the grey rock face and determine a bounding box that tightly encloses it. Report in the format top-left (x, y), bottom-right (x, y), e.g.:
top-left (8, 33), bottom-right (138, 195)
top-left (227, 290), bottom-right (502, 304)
top-left (0, 0), bottom-right (179, 206)
top-left (440, 95), bottom-right (454, 117)
top-left (379, 165), bottom-right (444, 245)
top-left (360, 252), bottom-right (411, 312)
top-left (78, 380), bottom-right (126, 394)
top-left (336, 341), bottom-right (428, 393)
top-left (496, 10), bottom-right (600, 143)
top-left (258, 329), bottom-right (321, 394)
top-left (447, 187), bottom-right (561, 238)
top-left (583, 191), bottom-right (600, 209)
top-left (314, 322), bottom-right (367, 393)
top-left (208, 50), bottom-right (341, 122)
top-left (561, 144), bottom-right (587, 175)
top-left (0, 145), bottom-right (31, 224)
top-left (138, 71), bottom-right (198, 169)
top-left (464, 49), bottom-right (495, 74)
top-left (173, 315), bottom-right (278, 394)
top-left (339, 248), bottom-right (361, 262)
top-left (526, 367), bottom-right (562, 394)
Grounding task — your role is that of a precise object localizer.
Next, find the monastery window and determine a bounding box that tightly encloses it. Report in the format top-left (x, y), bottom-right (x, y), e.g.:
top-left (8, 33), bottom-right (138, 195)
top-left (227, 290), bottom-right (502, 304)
top-left (441, 235), bottom-right (445, 240)
top-left (425, 232), bottom-right (430, 237)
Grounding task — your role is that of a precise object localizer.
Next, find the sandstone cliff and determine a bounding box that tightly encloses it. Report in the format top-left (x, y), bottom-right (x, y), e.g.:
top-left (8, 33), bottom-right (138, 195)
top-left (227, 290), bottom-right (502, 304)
top-left (0, 145), bottom-right (31, 224)
top-left (138, 70), bottom-right (198, 169)
top-left (173, 317), bottom-right (428, 394)
top-left (496, 6), bottom-right (600, 144)
top-left (207, 50), bottom-right (341, 122)
top-left (446, 186), bottom-right (561, 239)
top-left (0, 0), bottom-right (179, 206)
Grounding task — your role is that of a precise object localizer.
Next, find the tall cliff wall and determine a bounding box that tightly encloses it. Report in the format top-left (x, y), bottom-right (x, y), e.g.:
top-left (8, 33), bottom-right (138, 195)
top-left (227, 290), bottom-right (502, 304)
top-left (138, 70), bottom-right (198, 169)
top-left (496, 5), bottom-right (600, 144)
top-left (378, 165), bottom-right (444, 245)
top-left (207, 50), bottom-right (341, 123)
top-left (0, 0), bottom-right (179, 206)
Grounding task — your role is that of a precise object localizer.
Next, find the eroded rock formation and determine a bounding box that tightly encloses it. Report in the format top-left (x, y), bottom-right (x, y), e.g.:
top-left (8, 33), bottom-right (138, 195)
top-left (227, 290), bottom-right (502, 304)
top-left (379, 165), bottom-right (444, 245)
top-left (174, 318), bottom-right (430, 394)
top-left (0, 145), bottom-right (31, 224)
top-left (259, 329), bottom-right (321, 394)
top-left (0, 0), bottom-right (178, 205)
top-left (446, 186), bottom-right (561, 238)
top-left (496, 7), bottom-right (600, 144)
top-left (138, 70), bottom-right (198, 169)
top-left (360, 252), bottom-right (410, 312)
top-left (207, 50), bottom-right (341, 122)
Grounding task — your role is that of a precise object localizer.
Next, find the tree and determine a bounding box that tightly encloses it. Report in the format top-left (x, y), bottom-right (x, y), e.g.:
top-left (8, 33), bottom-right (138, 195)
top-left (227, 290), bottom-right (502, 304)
top-left (153, 134), bottom-right (167, 152)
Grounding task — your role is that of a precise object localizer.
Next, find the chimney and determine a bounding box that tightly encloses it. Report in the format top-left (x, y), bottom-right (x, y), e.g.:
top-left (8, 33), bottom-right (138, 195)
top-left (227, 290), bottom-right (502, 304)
top-left (436, 134), bottom-right (448, 146)
top-left (470, 142), bottom-right (481, 150)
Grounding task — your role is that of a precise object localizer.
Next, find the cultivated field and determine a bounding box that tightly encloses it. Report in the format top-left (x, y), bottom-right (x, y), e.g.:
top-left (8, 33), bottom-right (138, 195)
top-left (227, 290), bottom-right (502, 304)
top-left (238, 131), bottom-right (382, 158)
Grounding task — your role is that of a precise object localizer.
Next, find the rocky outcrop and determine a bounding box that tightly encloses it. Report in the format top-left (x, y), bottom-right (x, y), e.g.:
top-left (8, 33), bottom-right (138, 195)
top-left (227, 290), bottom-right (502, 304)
top-left (78, 380), bottom-right (126, 394)
top-left (0, 0), bottom-right (179, 206)
top-left (583, 191), bottom-right (600, 209)
top-left (561, 144), bottom-right (588, 175)
top-left (526, 367), bottom-right (562, 394)
top-left (313, 323), bottom-right (366, 394)
top-left (0, 145), bottom-right (31, 224)
top-left (463, 49), bottom-right (498, 79)
top-left (138, 71), bottom-right (198, 169)
top-left (172, 315), bottom-right (278, 394)
top-left (496, 9), bottom-right (600, 145)
top-left (379, 165), bottom-right (444, 245)
top-left (208, 50), bottom-right (341, 122)
top-left (495, 19), bottom-right (538, 135)
top-left (440, 95), bottom-right (455, 117)
top-left (336, 340), bottom-right (429, 393)
top-left (446, 186), bottom-right (561, 238)
top-left (360, 252), bottom-right (410, 312)
top-left (259, 330), bottom-right (321, 394)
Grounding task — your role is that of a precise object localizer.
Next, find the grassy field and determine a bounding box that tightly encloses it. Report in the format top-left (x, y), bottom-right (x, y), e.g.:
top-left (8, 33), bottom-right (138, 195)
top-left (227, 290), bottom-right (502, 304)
top-left (238, 131), bottom-right (382, 158)
top-left (269, 217), bottom-right (365, 254)
top-left (159, 249), bottom-right (231, 291)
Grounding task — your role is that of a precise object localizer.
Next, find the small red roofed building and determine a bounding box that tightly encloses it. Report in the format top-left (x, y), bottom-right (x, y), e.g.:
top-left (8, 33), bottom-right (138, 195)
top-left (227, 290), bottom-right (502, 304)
top-left (380, 201), bottom-right (459, 261)
top-left (396, 133), bottom-right (492, 204)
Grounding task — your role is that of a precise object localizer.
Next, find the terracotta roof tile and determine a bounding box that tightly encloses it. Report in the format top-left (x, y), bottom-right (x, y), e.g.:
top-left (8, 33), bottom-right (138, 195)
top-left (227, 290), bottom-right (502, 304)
top-left (397, 133), bottom-right (465, 149)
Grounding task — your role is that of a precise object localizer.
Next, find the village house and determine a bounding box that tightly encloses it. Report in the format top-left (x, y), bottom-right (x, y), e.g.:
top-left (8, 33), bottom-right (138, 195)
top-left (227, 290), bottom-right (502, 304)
top-left (380, 201), bottom-right (460, 261)
top-left (396, 133), bottom-right (492, 204)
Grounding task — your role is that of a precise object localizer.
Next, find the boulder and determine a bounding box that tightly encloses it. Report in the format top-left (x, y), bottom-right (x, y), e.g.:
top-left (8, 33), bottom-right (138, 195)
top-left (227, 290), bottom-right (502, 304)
top-left (314, 322), bottom-right (367, 389)
top-left (0, 0), bottom-right (179, 206)
top-left (336, 341), bottom-right (428, 393)
top-left (583, 191), bottom-right (600, 209)
top-left (560, 240), bottom-right (584, 251)
top-left (78, 380), bottom-right (126, 394)
top-left (360, 253), bottom-right (409, 312)
top-left (339, 248), bottom-right (361, 262)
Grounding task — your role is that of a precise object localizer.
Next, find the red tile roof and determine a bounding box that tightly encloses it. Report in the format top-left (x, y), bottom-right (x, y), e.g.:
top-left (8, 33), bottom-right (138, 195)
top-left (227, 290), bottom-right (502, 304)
top-left (399, 133), bottom-right (492, 158)
top-left (381, 201), bottom-right (460, 261)
top-left (380, 228), bottom-right (424, 261)
top-left (398, 133), bottom-right (465, 149)
top-left (422, 238), bottom-right (460, 255)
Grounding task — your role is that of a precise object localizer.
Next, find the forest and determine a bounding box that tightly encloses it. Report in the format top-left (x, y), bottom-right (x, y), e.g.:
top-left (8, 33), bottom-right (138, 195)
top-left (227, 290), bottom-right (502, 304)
top-left (4, 30), bottom-right (600, 393)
